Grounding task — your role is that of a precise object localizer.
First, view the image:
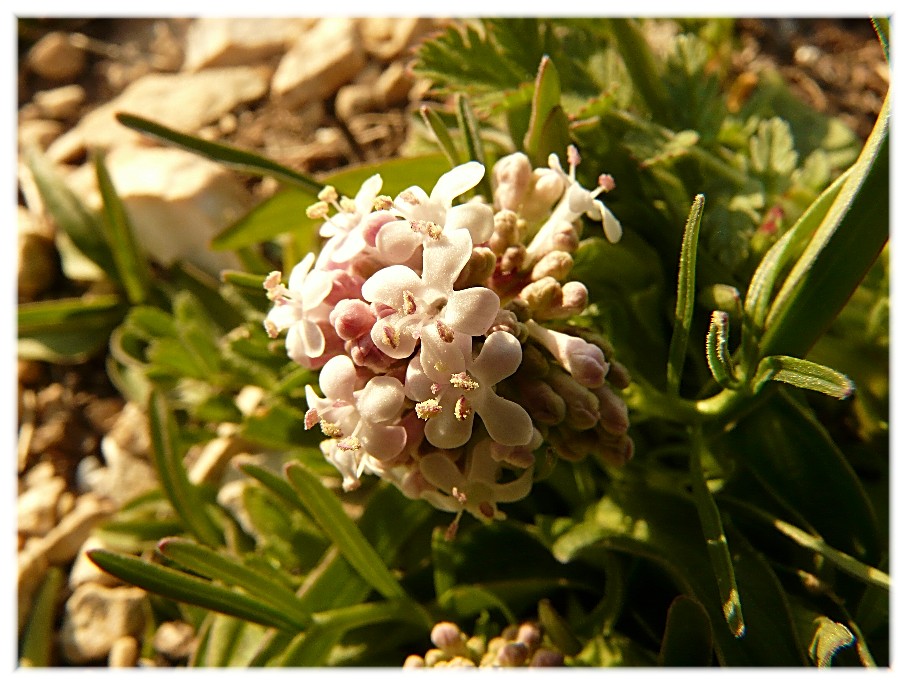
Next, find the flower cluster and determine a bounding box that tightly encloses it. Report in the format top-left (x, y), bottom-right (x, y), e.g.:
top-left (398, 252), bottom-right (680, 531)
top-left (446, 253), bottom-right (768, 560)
top-left (264, 146), bottom-right (632, 529)
top-left (403, 620), bottom-right (565, 668)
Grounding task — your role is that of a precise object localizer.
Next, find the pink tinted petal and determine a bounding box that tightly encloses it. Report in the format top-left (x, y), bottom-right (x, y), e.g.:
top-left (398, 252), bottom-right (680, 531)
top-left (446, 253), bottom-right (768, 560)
top-left (361, 424), bottom-right (406, 461)
top-left (445, 202), bottom-right (494, 245)
top-left (425, 406), bottom-right (474, 449)
top-left (404, 354), bottom-right (435, 401)
top-left (470, 331), bottom-right (522, 384)
top-left (375, 220), bottom-right (423, 263)
top-left (287, 319), bottom-right (326, 360)
top-left (355, 174), bottom-right (383, 214)
top-left (265, 302), bottom-right (300, 333)
top-left (318, 354), bottom-right (358, 400)
top-left (369, 318), bottom-right (419, 360)
top-left (429, 161), bottom-right (485, 205)
top-left (421, 228), bottom-right (472, 292)
top-left (418, 325), bottom-right (469, 381)
top-left (598, 201), bottom-right (623, 243)
top-left (361, 264), bottom-right (423, 308)
top-left (303, 269), bottom-right (334, 308)
top-left (287, 253), bottom-right (316, 290)
top-left (329, 229), bottom-right (367, 264)
top-left (474, 393), bottom-right (533, 447)
top-left (443, 287), bottom-right (500, 337)
top-left (357, 376), bottom-right (404, 423)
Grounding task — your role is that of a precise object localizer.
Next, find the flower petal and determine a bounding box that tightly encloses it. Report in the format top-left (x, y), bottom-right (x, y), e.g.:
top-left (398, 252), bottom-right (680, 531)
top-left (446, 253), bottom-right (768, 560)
top-left (425, 404), bottom-right (474, 449)
top-left (443, 287), bottom-right (500, 337)
top-left (470, 331), bottom-right (522, 384)
top-left (355, 174), bottom-right (383, 214)
top-left (429, 161), bottom-right (485, 206)
top-left (475, 392), bottom-right (533, 447)
top-left (287, 319), bottom-right (326, 360)
top-left (287, 253), bottom-right (316, 290)
top-left (375, 219), bottom-right (423, 263)
top-left (357, 376), bottom-right (404, 423)
top-left (445, 202), bottom-right (494, 245)
top-left (421, 228), bottom-right (472, 292)
top-left (598, 200), bottom-right (623, 243)
top-left (361, 264), bottom-right (423, 308)
top-left (317, 354), bottom-right (358, 400)
top-left (418, 452), bottom-right (465, 493)
top-left (360, 424), bottom-right (406, 461)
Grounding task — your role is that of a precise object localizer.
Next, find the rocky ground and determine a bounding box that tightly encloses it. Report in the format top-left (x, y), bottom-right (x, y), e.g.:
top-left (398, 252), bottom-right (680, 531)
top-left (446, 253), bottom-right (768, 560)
top-left (15, 17), bottom-right (888, 667)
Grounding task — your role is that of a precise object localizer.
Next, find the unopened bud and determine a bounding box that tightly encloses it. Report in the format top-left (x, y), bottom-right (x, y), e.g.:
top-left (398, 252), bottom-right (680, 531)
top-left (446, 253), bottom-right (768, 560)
top-left (531, 250), bottom-right (574, 281)
top-left (526, 320), bottom-right (609, 388)
top-left (547, 369), bottom-right (600, 431)
top-left (492, 152), bottom-right (533, 211)
top-left (330, 299), bottom-right (376, 340)
top-left (500, 244), bottom-right (526, 274)
top-left (403, 655), bottom-right (425, 668)
top-left (522, 168), bottom-right (566, 221)
top-left (431, 622), bottom-right (468, 656)
top-left (607, 360), bottom-right (632, 390)
top-left (495, 642), bottom-right (529, 667)
top-left (520, 277), bottom-right (562, 317)
top-left (530, 648), bottom-right (565, 667)
top-left (515, 379), bottom-right (566, 425)
top-left (592, 382), bottom-right (630, 435)
top-left (455, 247), bottom-right (497, 288)
top-left (490, 209), bottom-right (520, 255)
top-left (516, 622), bottom-right (542, 650)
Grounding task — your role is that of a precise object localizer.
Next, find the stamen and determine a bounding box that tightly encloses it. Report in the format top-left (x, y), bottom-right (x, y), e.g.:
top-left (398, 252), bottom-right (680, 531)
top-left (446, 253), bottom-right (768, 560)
top-left (263, 271), bottom-right (282, 291)
top-left (450, 372), bottom-right (479, 391)
top-left (306, 201), bottom-right (330, 219)
top-left (415, 398), bottom-right (442, 420)
top-left (567, 144), bottom-right (581, 172)
top-left (398, 190), bottom-right (420, 205)
top-left (434, 319), bottom-right (455, 343)
top-left (320, 420), bottom-right (343, 438)
top-left (598, 174), bottom-right (616, 192)
top-left (304, 408), bottom-right (320, 430)
top-left (410, 220), bottom-right (443, 240)
top-left (402, 290), bottom-right (417, 316)
top-left (430, 382), bottom-right (442, 396)
top-left (337, 436), bottom-right (362, 451)
top-left (381, 324), bottom-right (400, 349)
top-left (373, 195), bottom-right (393, 210)
top-left (263, 319), bottom-right (280, 339)
top-left (454, 396), bottom-right (472, 421)
top-left (318, 185), bottom-right (338, 203)
top-left (478, 501), bottom-right (495, 519)
top-left (339, 197), bottom-right (356, 213)
top-left (451, 487), bottom-right (467, 504)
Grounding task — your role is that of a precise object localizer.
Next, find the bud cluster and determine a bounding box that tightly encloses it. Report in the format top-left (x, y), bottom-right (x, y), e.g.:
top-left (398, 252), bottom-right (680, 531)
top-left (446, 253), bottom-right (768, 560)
top-left (264, 146), bottom-right (632, 529)
top-left (402, 620), bottom-right (565, 668)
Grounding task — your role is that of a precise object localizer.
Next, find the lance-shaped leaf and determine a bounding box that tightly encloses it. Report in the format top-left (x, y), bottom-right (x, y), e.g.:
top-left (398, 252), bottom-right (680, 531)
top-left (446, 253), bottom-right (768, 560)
top-left (690, 426), bottom-right (745, 638)
top-left (157, 537), bottom-right (312, 627)
top-left (87, 550), bottom-right (301, 632)
top-left (753, 355), bottom-right (855, 399)
top-left (658, 595), bottom-right (714, 667)
top-left (809, 617), bottom-right (855, 667)
top-left (18, 295), bottom-right (126, 363)
top-left (523, 56), bottom-right (570, 167)
top-left (666, 194), bottom-right (705, 395)
top-left (19, 567), bottom-right (64, 667)
top-left (115, 112), bottom-right (322, 193)
top-left (608, 18), bottom-right (672, 125)
top-left (149, 391), bottom-right (223, 547)
top-left (761, 93), bottom-right (889, 358)
top-left (538, 598), bottom-right (582, 656)
top-left (455, 93), bottom-right (493, 199)
top-left (706, 310), bottom-right (740, 389)
top-left (420, 105), bottom-right (464, 168)
top-left (283, 462), bottom-right (407, 602)
top-left (94, 152), bottom-right (152, 305)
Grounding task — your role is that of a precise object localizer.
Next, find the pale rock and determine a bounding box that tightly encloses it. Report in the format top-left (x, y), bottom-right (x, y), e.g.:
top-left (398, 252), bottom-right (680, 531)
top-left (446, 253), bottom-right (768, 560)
top-left (27, 32), bottom-right (87, 81)
top-left (82, 440), bottom-right (157, 505)
top-left (17, 544), bottom-right (49, 635)
top-left (375, 61), bottom-right (415, 107)
top-left (18, 118), bottom-right (64, 151)
top-left (69, 535), bottom-right (121, 589)
top-left (18, 471), bottom-right (66, 536)
top-left (66, 145), bottom-right (249, 276)
top-left (153, 621), bottom-right (196, 661)
top-left (187, 433), bottom-right (253, 486)
top-left (61, 583), bottom-right (147, 664)
top-left (183, 17), bottom-right (315, 71)
top-left (272, 18), bottom-right (366, 109)
top-left (108, 636), bottom-right (140, 668)
top-left (46, 66), bottom-right (270, 163)
top-left (106, 401), bottom-right (151, 458)
top-left (34, 493), bottom-right (116, 565)
top-left (335, 83), bottom-right (378, 122)
top-left (359, 17), bottom-right (436, 62)
top-left (32, 84), bottom-right (86, 120)
top-left (296, 126), bottom-right (351, 167)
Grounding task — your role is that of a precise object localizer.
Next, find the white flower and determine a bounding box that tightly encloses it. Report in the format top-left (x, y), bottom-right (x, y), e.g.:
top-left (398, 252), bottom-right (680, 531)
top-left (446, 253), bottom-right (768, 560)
top-left (362, 228), bottom-right (500, 360)
top-left (406, 330), bottom-right (533, 449)
top-left (305, 355), bottom-right (407, 489)
top-left (263, 252), bottom-right (333, 361)
top-left (418, 438), bottom-right (535, 521)
top-left (376, 161), bottom-right (495, 264)
top-left (315, 174), bottom-right (386, 267)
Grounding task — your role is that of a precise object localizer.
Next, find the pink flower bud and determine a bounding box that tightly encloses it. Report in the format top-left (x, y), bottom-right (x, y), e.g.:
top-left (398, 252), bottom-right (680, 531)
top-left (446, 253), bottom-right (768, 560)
top-left (492, 152), bottom-right (533, 211)
top-left (526, 320), bottom-right (609, 388)
top-left (330, 299), bottom-right (376, 340)
top-left (531, 250), bottom-right (574, 281)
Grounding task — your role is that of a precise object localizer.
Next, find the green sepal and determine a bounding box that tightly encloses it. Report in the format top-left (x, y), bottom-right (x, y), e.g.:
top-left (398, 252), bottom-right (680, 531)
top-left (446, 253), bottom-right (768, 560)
top-left (753, 355), bottom-right (855, 399)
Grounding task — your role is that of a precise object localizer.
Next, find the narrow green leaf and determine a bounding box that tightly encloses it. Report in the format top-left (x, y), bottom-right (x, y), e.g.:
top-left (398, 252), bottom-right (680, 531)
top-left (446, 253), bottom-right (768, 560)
top-left (523, 55), bottom-right (569, 167)
top-left (705, 310), bottom-right (739, 389)
top-left (666, 194), bottom-right (705, 395)
top-left (18, 295), bottom-right (124, 334)
top-left (148, 391), bottom-right (223, 547)
top-left (538, 598), bottom-right (582, 656)
top-left (608, 18), bottom-right (672, 125)
top-left (87, 550), bottom-right (300, 632)
top-left (455, 94), bottom-right (493, 199)
top-left (115, 112), bottom-right (322, 193)
top-left (690, 426), bottom-right (745, 638)
top-left (19, 567), bottom-right (64, 667)
top-left (283, 462), bottom-right (407, 601)
top-left (809, 617), bottom-right (855, 667)
top-left (220, 270), bottom-right (270, 291)
top-left (438, 586), bottom-right (517, 626)
top-left (762, 93), bottom-right (889, 358)
top-left (431, 526), bottom-right (457, 599)
top-left (420, 105), bottom-right (464, 168)
top-left (871, 17), bottom-right (890, 63)
top-left (93, 152), bottom-right (152, 304)
top-left (157, 537), bottom-right (312, 627)
top-left (658, 595), bottom-right (714, 666)
top-left (24, 146), bottom-right (116, 276)
top-left (754, 355), bottom-right (855, 399)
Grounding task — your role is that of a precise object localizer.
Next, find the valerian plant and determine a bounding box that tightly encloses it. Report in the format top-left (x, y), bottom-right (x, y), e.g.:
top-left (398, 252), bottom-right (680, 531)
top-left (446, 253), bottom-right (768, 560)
top-left (20, 17), bottom-right (888, 668)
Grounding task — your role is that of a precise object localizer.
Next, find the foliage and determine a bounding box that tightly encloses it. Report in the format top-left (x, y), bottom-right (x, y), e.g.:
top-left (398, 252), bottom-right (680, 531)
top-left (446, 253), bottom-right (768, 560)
top-left (19, 18), bottom-right (888, 668)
